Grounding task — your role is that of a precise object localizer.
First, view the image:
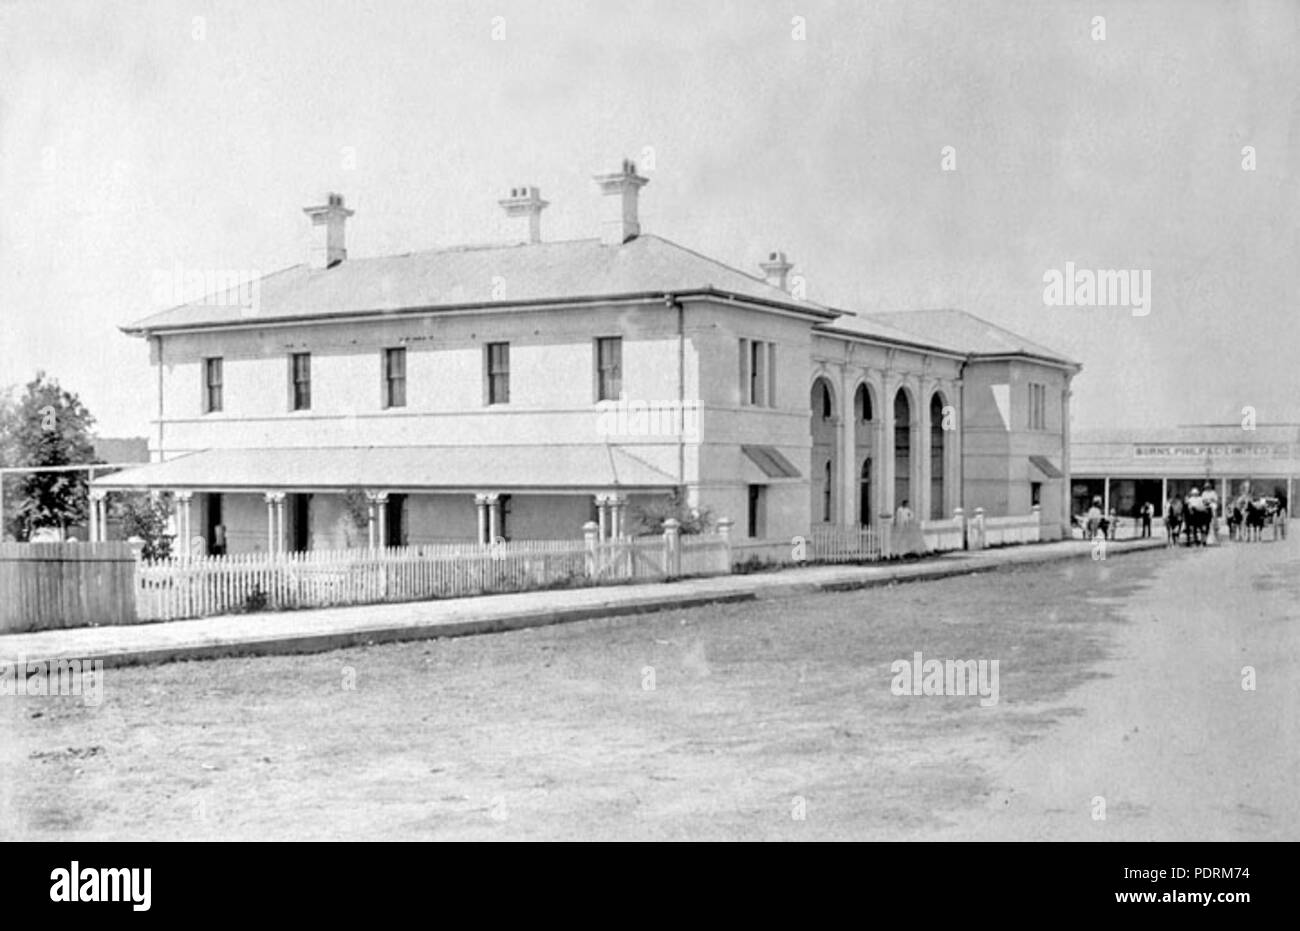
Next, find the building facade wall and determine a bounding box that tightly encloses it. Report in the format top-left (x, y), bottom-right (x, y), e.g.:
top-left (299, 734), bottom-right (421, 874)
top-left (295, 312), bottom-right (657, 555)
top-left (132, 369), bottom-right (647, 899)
top-left (961, 358), bottom-right (1072, 537)
top-left (134, 299), bottom-right (1075, 547)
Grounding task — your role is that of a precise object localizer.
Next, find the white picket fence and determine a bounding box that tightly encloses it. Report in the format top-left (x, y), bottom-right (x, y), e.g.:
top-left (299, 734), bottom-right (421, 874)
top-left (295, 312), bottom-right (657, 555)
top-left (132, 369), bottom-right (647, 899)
top-left (132, 510), bottom-right (1050, 621)
top-left (136, 533), bottom-right (736, 621)
top-left (808, 525), bottom-right (891, 563)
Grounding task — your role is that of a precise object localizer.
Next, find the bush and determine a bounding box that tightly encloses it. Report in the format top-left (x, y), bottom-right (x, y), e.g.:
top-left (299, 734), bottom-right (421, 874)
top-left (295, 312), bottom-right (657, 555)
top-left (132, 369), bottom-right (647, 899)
top-left (627, 490), bottom-right (714, 537)
top-left (244, 586), bottom-right (268, 613)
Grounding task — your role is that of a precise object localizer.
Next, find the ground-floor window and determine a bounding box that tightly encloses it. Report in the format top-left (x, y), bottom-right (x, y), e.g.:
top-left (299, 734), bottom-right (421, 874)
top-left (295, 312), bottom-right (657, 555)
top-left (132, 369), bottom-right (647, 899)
top-left (1031, 482), bottom-right (1042, 508)
top-left (747, 485), bottom-right (766, 538)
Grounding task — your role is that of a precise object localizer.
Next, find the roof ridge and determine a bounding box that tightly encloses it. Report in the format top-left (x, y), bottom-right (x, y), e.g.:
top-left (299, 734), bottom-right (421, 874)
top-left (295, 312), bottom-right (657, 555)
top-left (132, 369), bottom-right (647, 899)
top-left (640, 234), bottom-right (841, 314)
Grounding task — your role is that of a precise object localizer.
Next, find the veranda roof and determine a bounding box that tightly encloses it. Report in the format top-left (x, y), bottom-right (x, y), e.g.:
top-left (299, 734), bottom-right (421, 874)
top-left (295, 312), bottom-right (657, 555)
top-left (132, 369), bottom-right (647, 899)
top-left (91, 445), bottom-right (680, 493)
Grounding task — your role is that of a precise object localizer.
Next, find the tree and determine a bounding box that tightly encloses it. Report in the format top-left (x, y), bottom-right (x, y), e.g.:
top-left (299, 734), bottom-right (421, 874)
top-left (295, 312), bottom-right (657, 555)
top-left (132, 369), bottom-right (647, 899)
top-left (110, 492), bottom-right (173, 560)
top-left (2, 372), bottom-right (98, 540)
top-left (0, 386), bottom-right (19, 540)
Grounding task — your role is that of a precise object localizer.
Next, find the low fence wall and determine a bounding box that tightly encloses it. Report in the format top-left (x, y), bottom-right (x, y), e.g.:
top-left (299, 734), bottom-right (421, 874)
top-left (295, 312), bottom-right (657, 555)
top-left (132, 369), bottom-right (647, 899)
top-left (978, 514), bottom-right (1042, 548)
top-left (0, 542), bottom-right (139, 633)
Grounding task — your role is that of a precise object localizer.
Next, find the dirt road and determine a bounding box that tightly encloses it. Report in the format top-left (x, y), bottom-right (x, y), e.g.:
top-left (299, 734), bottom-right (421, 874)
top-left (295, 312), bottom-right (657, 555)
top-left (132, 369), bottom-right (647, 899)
top-left (924, 534), bottom-right (1299, 840)
top-left (2, 537), bottom-right (1294, 840)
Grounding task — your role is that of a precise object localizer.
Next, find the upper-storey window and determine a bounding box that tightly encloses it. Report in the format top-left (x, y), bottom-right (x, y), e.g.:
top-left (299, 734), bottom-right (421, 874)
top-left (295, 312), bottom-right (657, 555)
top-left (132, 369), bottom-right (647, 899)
top-left (203, 357), bottom-right (223, 413)
top-left (290, 352), bottom-right (311, 411)
top-left (1028, 382), bottom-right (1047, 430)
top-left (739, 338), bottom-right (776, 407)
top-left (596, 337), bottom-right (622, 401)
top-left (486, 342), bottom-right (510, 405)
top-left (383, 347), bottom-right (407, 409)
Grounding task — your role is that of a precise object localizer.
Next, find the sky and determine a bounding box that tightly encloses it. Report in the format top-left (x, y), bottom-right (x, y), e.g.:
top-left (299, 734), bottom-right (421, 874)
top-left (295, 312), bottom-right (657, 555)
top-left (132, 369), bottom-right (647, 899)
top-left (1, 0), bottom-right (1297, 438)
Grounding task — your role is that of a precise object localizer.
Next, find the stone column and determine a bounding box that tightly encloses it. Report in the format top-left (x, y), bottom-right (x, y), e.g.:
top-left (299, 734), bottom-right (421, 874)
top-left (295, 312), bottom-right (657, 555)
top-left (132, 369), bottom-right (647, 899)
top-left (368, 492), bottom-right (389, 549)
top-left (607, 493), bottom-right (626, 540)
top-left (910, 378), bottom-right (923, 518)
top-left (485, 493), bottom-right (501, 543)
top-left (880, 374), bottom-right (898, 520)
top-left (265, 492), bottom-right (284, 554)
top-left (917, 377), bottom-right (934, 521)
top-left (175, 491), bottom-right (193, 560)
top-left (946, 381), bottom-right (962, 517)
top-left (596, 494), bottom-right (609, 541)
top-left (277, 495), bottom-right (287, 554)
top-left (475, 494), bottom-right (489, 545)
top-left (840, 366), bottom-right (856, 526)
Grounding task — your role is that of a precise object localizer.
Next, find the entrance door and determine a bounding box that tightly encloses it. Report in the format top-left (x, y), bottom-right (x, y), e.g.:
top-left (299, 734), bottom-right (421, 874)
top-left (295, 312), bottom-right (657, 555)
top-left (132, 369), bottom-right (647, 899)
top-left (206, 493), bottom-right (224, 554)
top-left (384, 494), bottom-right (406, 547)
top-left (291, 494), bottom-right (311, 552)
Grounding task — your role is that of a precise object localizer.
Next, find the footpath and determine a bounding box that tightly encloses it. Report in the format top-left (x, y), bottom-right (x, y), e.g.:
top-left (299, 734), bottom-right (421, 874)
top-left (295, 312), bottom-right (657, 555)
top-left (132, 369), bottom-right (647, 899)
top-left (0, 537), bottom-right (1165, 669)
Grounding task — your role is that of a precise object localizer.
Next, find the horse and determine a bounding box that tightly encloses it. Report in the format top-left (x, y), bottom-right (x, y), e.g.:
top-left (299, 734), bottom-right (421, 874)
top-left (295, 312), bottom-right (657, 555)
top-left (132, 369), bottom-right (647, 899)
top-left (1226, 497), bottom-right (1245, 541)
top-left (1183, 498), bottom-right (1212, 546)
top-left (1245, 498), bottom-right (1267, 541)
top-left (1165, 497), bottom-right (1184, 546)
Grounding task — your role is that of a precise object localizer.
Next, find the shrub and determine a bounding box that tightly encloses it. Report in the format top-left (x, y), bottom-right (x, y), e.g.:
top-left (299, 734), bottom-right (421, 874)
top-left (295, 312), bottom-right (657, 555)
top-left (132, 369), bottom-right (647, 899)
top-left (627, 490), bottom-right (714, 537)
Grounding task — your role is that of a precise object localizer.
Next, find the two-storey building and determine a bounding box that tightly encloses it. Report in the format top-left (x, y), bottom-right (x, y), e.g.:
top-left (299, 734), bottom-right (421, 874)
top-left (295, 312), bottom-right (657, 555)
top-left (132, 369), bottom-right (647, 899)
top-left (92, 160), bottom-right (1080, 553)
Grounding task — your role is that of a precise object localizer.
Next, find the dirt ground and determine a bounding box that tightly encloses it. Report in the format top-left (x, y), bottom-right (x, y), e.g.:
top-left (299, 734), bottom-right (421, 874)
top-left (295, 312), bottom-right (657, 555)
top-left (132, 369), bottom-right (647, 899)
top-left (2, 537), bottom-right (1295, 840)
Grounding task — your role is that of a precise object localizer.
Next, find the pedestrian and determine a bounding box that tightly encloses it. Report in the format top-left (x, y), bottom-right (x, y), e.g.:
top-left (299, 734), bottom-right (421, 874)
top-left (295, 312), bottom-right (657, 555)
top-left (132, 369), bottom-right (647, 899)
top-left (892, 499), bottom-right (925, 556)
top-left (1086, 497), bottom-right (1103, 540)
top-left (1140, 502), bottom-right (1153, 538)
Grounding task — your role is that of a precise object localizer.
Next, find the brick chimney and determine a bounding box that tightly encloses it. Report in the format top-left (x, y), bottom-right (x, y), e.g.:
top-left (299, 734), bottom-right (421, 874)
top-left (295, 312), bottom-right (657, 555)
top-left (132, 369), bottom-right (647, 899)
top-left (593, 159), bottom-right (649, 246)
top-left (498, 185), bottom-right (549, 244)
top-left (760, 251), bottom-right (793, 291)
top-left (302, 193), bottom-right (353, 269)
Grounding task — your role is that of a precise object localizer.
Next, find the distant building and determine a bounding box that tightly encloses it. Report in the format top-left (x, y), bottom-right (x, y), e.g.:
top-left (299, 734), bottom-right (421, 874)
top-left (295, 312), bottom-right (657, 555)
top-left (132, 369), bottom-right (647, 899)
top-left (92, 161), bottom-right (1078, 553)
top-left (1071, 425), bottom-right (1298, 518)
top-left (93, 437), bottom-right (150, 464)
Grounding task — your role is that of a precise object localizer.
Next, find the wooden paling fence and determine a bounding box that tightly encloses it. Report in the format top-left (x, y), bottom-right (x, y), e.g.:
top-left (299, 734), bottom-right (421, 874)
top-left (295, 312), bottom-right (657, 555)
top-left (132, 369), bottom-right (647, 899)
top-left (135, 533), bottom-right (736, 622)
top-left (0, 542), bottom-right (139, 633)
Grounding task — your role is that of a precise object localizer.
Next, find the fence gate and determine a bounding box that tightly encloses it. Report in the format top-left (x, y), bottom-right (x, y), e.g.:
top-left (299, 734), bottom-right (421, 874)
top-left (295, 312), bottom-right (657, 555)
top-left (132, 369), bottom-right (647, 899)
top-left (0, 541), bottom-right (139, 633)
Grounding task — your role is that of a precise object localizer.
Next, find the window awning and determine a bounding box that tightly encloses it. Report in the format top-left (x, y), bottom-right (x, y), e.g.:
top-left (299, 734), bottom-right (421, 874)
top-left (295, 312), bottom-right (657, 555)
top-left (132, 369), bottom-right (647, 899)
top-left (1029, 455), bottom-right (1064, 479)
top-left (90, 445), bottom-right (680, 492)
top-left (742, 445), bottom-right (801, 479)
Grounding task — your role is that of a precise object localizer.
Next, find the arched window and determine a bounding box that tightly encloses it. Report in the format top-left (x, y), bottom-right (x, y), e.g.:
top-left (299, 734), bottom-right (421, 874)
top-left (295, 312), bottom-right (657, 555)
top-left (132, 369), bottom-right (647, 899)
top-left (856, 384), bottom-right (873, 422)
top-left (894, 390), bottom-right (911, 512)
top-left (860, 457), bottom-right (872, 526)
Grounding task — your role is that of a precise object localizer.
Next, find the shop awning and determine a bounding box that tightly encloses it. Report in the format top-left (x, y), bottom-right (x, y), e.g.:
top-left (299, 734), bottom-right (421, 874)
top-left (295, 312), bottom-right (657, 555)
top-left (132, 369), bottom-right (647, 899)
top-left (91, 445), bottom-right (680, 492)
top-left (1029, 455), bottom-right (1064, 479)
top-left (741, 445), bottom-right (801, 479)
